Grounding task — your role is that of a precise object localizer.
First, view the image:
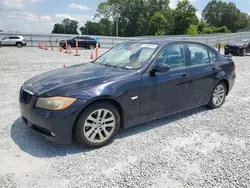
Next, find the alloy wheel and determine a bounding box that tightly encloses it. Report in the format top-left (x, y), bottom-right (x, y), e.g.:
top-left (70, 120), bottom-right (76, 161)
top-left (83, 109), bottom-right (116, 143)
top-left (212, 84), bottom-right (225, 106)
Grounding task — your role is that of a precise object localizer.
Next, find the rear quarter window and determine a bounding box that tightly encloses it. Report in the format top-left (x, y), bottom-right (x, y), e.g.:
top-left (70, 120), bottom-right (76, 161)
top-left (208, 50), bottom-right (218, 62)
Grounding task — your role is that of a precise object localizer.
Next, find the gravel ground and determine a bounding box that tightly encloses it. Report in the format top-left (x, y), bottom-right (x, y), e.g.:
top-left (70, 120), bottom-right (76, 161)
top-left (0, 47), bottom-right (250, 188)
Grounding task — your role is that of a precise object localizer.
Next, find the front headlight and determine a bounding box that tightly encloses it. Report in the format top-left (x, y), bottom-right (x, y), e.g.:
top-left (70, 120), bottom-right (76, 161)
top-left (36, 97), bottom-right (76, 111)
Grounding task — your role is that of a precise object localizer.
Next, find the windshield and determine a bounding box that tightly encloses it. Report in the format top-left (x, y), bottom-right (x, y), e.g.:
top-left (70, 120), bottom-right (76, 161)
top-left (94, 42), bottom-right (158, 70)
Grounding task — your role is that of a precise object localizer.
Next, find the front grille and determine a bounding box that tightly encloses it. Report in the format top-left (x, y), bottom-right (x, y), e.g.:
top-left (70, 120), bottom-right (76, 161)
top-left (31, 124), bottom-right (54, 137)
top-left (20, 89), bottom-right (32, 104)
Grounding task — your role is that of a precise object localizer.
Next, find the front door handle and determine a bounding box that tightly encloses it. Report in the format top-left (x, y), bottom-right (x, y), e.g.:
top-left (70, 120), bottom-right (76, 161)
top-left (170, 73), bottom-right (187, 77)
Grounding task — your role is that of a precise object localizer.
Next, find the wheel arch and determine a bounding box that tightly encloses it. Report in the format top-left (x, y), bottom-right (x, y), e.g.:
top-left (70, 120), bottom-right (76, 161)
top-left (72, 97), bottom-right (124, 138)
top-left (216, 78), bottom-right (230, 95)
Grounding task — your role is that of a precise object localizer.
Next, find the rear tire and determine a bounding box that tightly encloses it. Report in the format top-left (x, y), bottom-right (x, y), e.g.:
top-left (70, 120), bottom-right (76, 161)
top-left (73, 102), bottom-right (120, 148)
top-left (241, 48), bottom-right (246, 56)
top-left (16, 42), bottom-right (23, 48)
top-left (208, 82), bottom-right (227, 109)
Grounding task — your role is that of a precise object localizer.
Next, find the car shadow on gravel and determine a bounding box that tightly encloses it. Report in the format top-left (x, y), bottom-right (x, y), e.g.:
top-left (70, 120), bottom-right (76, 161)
top-left (11, 107), bottom-right (207, 158)
top-left (11, 117), bottom-right (90, 158)
top-left (117, 106), bottom-right (207, 139)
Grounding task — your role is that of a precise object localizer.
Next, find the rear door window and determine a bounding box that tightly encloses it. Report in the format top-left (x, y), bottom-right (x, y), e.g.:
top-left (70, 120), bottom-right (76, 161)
top-left (208, 50), bottom-right (218, 62)
top-left (188, 44), bottom-right (210, 66)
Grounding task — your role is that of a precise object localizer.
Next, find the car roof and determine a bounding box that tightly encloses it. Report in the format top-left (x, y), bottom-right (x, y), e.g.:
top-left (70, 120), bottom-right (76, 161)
top-left (5, 36), bottom-right (24, 38)
top-left (130, 39), bottom-right (207, 46)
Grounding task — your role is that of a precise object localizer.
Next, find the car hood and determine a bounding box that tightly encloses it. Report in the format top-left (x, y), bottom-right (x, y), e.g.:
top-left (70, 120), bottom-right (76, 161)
top-left (22, 63), bottom-right (133, 97)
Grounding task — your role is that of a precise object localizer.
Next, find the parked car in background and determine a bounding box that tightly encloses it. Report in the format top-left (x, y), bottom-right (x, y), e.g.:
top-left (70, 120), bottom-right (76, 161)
top-left (60, 36), bottom-right (100, 49)
top-left (0, 36), bottom-right (27, 48)
top-left (19, 40), bottom-right (236, 148)
top-left (224, 39), bottom-right (250, 56)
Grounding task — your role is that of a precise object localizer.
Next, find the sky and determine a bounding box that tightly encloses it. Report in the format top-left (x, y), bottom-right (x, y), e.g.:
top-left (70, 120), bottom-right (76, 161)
top-left (0, 0), bottom-right (250, 33)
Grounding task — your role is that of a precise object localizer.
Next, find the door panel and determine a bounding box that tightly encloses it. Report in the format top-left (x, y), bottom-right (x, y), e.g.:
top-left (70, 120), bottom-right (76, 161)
top-left (2, 37), bottom-right (10, 45)
top-left (139, 43), bottom-right (190, 116)
top-left (140, 68), bottom-right (190, 116)
top-left (187, 43), bottom-right (219, 107)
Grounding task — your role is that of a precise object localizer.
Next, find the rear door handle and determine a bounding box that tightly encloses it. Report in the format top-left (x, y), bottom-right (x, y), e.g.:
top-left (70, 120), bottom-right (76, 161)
top-left (212, 66), bottom-right (220, 71)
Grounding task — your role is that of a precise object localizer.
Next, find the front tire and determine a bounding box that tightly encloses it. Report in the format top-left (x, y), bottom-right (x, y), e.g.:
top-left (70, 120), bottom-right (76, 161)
top-left (74, 102), bottom-right (120, 148)
top-left (208, 82), bottom-right (226, 109)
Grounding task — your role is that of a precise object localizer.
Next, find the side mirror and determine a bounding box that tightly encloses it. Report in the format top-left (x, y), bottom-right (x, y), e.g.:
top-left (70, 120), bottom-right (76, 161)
top-left (151, 63), bottom-right (170, 75)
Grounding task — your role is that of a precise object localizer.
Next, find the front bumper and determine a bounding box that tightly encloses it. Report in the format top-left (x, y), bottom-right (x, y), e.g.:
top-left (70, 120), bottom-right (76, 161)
top-left (19, 95), bottom-right (87, 144)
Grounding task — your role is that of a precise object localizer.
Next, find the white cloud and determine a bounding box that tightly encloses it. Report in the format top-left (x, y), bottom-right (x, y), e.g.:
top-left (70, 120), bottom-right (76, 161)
top-left (2, 0), bottom-right (24, 9)
top-left (69, 3), bottom-right (90, 11)
top-left (28, 0), bottom-right (41, 2)
top-left (0, 11), bottom-right (93, 33)
top-left (196, 11), bottom-right (202, 20)
top-left (55, 14), bottom-right (75, 21)
top-left (1, 0), bottom-right (41, 9)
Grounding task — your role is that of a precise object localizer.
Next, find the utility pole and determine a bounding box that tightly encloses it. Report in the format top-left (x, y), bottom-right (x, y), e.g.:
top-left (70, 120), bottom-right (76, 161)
top-left (116, 18), bottom-right (118, 37)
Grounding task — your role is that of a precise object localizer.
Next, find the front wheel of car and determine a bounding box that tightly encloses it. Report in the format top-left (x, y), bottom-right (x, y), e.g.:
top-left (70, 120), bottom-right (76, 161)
top-left (74, 102), bottom-right (120, 148)
top-left (208, 82), bottom-right (227, 109)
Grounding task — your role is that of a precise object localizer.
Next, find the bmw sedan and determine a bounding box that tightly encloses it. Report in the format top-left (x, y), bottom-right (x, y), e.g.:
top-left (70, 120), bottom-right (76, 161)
top-left (19, 40), bottom-right (236, 148)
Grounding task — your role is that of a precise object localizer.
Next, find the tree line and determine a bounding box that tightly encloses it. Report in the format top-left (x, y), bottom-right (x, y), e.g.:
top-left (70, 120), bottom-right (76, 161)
top-left (52, 0), bottom-right (250, 36)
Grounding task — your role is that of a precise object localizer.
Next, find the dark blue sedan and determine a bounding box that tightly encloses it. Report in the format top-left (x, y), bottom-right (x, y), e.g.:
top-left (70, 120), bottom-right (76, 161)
top-left (19, 40), bottom-right (236, 148)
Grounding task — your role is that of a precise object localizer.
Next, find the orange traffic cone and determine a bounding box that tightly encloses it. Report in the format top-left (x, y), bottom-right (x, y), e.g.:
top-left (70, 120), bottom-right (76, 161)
top-left (44, 42), bottom-right (48, 50)
top-left (51, 41), bottom-right (54, 51)
top-left (65, 41), bottom-right (68, 53)
top-left (69, 45), bottom-right (72, 54)
top-left (40, 42), bottom-right (43, 49)
top-left (90, 51), bottom-right (94, 59)
top-left (59, 45), bottom-right (62, 52)
top-left (75, 40), bottom-right (80, 56)
top-left (95, 43), bottom-right (99, 59)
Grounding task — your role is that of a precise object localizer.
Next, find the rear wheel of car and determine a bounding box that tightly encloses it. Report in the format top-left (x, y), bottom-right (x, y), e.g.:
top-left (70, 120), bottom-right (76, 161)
top-left (16, 42), bottom-right (23, 48)
top-left (74, 102), bottom-right (120, 148)
top-left (208, 82), bottom-right (226, 109)
top-left (89, 45), bottom-right (95, 50)
top-left (241, 49), bottom-right (247, 56)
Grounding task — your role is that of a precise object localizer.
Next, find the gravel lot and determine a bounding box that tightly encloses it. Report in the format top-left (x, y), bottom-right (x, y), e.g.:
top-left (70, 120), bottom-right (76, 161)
top-left (0, 46), bottom-right (250, 188)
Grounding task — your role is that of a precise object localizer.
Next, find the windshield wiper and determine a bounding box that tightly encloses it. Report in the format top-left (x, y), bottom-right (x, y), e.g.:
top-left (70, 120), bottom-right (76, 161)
top-left (102, 64), bottom-right (118, 68)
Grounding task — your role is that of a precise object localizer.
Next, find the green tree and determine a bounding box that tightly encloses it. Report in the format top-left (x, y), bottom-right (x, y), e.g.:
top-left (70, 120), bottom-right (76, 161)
top-left (202, 0), bottom-right (249, 32)
top-left (196, 21), bottom-right (208, 34)
top-left (149, 12), bottom-right (168, 35)
top-left (52, 24), bottom-right (65, 34)
top-left (52, 19), bottom-right (79, 34)
top-left (96, 0), bottom-right (170, 37)
top-left (187, 24), bottom-right (198, 35)
top-left (135, 13), bottom-right (147, 36)
top-left (80, 21), bottom-right (100, 35)
top-left (172, 0), bottom-right (199, 35)
top-left (62, 18), bottom-right (79, 34)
